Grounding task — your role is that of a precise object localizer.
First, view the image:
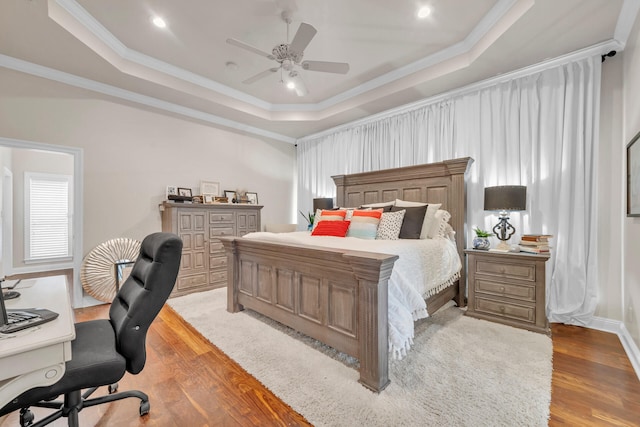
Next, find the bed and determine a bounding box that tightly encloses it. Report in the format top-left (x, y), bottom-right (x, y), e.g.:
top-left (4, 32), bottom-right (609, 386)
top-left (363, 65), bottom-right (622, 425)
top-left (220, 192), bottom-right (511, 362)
top-left (220, 157), bottom-right (473, 392)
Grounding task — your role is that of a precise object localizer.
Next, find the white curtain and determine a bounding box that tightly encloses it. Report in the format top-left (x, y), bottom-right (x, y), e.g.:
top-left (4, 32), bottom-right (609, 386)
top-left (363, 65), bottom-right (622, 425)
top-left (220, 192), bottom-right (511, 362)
top-left (296, 56), bottom-right (601, 325)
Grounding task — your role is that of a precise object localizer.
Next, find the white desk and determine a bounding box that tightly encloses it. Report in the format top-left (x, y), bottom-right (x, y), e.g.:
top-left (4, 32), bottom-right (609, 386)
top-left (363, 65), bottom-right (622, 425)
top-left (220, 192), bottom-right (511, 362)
top-left (0, 276), bottom-right (75, 409)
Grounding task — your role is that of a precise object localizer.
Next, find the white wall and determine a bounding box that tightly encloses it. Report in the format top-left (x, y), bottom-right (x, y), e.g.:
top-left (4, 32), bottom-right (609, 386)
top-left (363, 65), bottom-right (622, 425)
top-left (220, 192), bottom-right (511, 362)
top-left (624, 14), bottom-right (640, 346)
top-left (597, 54), bottom-right (624, 320)
top-left (0, 67), bottom-right (296, 272)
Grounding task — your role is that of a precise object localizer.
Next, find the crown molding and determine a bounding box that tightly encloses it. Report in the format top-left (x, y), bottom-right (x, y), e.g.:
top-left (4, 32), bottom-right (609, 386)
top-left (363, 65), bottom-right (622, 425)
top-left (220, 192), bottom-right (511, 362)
top-left (0, 54), bottom-right (296, 144)
top-left (47, 0), bottom-right (530, 120)
top-left (297, 40), bottom-right (621, 142)
top-left (614, 0), bottom-right (640, 48)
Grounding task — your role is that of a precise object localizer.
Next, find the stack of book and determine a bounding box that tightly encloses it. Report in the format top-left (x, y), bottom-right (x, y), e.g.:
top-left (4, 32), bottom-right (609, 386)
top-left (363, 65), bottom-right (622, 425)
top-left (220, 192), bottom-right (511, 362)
top-left (519, 234), bottom-right (552, 254)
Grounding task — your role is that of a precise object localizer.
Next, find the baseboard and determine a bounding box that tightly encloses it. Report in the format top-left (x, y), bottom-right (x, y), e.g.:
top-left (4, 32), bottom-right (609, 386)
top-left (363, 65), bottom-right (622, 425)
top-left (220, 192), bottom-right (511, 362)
top-left (588, 316), bottom-right (640, 381)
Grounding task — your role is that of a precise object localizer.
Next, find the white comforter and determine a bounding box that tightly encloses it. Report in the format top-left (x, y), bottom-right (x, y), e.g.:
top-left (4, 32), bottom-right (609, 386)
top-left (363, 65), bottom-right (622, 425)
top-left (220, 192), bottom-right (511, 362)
top-left (242, 231), bottom-right (462, 359)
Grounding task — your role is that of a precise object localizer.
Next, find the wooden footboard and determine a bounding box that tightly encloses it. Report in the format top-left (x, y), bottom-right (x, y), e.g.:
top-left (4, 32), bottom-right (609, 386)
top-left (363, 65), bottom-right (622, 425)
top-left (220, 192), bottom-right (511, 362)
top-left (221, 236), bottom-right (398, 392)
top-left (221, 157), bottom-right (472, 392)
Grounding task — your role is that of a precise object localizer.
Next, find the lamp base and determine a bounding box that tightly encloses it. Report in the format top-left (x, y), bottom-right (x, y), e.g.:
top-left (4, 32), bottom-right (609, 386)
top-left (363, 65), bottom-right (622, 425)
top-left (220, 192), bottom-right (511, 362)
top-left (489, 240), bottom-right (512, 253)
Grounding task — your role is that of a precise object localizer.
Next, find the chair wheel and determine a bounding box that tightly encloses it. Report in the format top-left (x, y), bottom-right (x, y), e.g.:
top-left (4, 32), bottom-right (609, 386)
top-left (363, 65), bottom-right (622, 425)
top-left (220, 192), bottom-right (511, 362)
top-left (139, 400), bottom-right (150, 416)
top-left (108, 383), bottom-right (119, 394)
top-left (19, 408), bottom-right (34, 426)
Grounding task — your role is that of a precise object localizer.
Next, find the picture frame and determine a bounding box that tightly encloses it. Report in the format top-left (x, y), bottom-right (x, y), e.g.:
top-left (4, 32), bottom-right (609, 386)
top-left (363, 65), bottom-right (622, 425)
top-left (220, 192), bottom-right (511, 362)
top-left (628, 131), bottom-right (640, 217)
top-left (200, 180), bottom-right (219, 197)
top-left (178, 187), bottom-right (192, 197)
top-left (166, 185), bottom-right (178, 199)
top-left (203, 194), bottom-right (215, 204)
top-left (224, 190), bottom-right (236, 202)
top-left (246, 192), bottom-right (258, 205)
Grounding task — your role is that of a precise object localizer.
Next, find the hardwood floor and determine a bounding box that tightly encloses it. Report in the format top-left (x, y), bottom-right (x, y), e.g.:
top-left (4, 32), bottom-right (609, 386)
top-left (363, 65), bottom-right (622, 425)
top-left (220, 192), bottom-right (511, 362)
top-left (2, 304), bottom-right (639, 426)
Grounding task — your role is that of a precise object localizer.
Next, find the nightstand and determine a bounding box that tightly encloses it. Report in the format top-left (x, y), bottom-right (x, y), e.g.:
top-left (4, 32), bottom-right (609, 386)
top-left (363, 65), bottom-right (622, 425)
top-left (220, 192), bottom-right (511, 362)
top-left (465, 249), bottom-right (550, 334)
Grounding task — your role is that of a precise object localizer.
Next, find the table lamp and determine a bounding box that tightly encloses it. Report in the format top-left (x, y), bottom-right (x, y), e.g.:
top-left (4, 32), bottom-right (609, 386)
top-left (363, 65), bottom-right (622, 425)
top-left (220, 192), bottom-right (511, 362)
top-left (484, 185), bottom-right (526, 251)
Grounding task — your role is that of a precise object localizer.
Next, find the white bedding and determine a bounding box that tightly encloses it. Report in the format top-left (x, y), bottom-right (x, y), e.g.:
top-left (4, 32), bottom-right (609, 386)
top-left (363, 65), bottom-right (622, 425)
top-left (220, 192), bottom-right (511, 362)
top-left (242, 231), bottom-right (462, 359)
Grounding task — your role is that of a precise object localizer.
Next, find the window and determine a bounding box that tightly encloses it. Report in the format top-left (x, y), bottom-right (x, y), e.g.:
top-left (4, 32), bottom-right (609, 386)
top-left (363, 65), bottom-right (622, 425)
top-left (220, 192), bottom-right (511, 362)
top-left (24, 172), bottom-right (73, 262)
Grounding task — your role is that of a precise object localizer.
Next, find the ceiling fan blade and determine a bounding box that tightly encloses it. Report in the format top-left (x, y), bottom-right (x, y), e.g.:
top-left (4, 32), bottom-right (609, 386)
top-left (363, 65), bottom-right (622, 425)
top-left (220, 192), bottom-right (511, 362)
top-left (288, 72), bottom-right (308, 96)
top-left (227, 38), bottom-right (275, 60)
top-left (289, 23), bottom-right (317, 54)
top-left (302, 60), bottom-right (349, 74)
top-left (242, 68), bottom-right (280, 84)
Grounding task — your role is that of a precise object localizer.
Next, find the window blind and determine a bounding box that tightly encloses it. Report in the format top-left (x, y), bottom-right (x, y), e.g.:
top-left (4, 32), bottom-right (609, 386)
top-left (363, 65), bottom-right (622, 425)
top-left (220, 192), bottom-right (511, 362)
top-left (25, 173), bottom-right (72, 260)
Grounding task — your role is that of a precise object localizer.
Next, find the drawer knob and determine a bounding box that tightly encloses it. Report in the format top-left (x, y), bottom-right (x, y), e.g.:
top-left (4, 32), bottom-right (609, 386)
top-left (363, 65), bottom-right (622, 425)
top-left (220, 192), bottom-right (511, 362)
top-left (500, 286), bottom-right (505, 292)
top-left (499, 267), bottom-right (506, 274)
top-left (499, 306), bottom-right (505, 312)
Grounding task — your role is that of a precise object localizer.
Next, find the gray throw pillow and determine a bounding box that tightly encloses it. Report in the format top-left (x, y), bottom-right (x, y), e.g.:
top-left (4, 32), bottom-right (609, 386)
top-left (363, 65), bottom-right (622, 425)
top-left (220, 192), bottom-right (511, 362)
top-left (391, 205), bottom-right (428, 239)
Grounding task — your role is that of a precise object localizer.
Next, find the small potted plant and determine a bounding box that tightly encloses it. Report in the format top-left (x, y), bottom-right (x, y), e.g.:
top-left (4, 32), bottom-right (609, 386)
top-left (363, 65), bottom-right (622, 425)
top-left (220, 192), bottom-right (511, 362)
top-left (300, 210), bottom-right (315, 231)
top-left (473, 228), bottom-right (493, 250)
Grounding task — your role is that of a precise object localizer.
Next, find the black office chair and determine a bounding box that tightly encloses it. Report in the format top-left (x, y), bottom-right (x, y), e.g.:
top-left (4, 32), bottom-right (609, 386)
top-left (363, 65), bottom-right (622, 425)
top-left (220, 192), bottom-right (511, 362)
top-left (0, 232), bottom-right (183, 427)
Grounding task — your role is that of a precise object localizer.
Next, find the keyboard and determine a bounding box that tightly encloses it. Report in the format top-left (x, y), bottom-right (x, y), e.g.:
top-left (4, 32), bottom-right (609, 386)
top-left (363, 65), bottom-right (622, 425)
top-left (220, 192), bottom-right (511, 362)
top-left (0, 309), bottom-right (59, 334)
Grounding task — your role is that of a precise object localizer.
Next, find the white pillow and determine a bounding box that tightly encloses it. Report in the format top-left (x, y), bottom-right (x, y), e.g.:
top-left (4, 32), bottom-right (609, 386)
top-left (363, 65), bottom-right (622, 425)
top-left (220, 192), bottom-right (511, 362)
top-left (361, 201), bottom-right (395, 209)
top-left (428, 209), bottom-right (451, 239)
top-left (394, 199), bottom-right (442, 239)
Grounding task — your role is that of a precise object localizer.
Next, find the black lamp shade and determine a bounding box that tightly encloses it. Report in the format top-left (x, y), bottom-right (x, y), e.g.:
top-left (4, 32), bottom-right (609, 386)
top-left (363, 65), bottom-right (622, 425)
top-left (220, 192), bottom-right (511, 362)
top-left (484, 186), bottom-right (526, 211)
top-left (313, 197), bottom-right (334, 212)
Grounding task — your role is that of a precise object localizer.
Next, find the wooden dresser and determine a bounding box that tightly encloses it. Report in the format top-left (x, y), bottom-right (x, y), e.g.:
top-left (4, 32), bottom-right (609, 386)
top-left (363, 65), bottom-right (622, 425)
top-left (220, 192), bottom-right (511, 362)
top-left (465, 249), bottom-right (550, 334)
top-left (160, 202), bottom-right (262, 297)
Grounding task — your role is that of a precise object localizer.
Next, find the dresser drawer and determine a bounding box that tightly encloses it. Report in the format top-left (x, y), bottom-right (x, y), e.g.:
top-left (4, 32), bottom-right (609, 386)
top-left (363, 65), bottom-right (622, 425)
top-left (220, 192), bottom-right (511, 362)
top-left (209, 269), bottom-right (227, 286)
top-left (209, 240), bottom-right (224, 253)
top-left (177, 273), bottom-right (208, 291)
top-left (210, 212), bottom-right (234, 223)
top-left (210, 227), bottom-right (234, 238)
top-left (209, 256), bottom-right (226, 269)
top-left (475, 278), bottom-right (536, 302)
top-left (474, 296), bottom-right (535, 324)
top-left (475, 259), bottom-right (535, 281)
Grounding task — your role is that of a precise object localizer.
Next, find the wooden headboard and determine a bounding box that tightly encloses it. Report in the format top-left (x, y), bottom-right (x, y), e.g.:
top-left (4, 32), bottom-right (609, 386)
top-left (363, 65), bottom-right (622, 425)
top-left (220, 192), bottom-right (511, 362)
top-left (332, 157), bottom-right (474, 297)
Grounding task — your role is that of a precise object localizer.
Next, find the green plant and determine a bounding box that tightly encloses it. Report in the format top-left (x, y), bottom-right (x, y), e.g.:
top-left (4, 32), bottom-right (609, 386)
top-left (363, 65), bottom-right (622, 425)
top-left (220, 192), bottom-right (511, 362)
top-left (474, 227), bottom-right (494, 238)
top-left (299, 210), bottom-right (315, 225)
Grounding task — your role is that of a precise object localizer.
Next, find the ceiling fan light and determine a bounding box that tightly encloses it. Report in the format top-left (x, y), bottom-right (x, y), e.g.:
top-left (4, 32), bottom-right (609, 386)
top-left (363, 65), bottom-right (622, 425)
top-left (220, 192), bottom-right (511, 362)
top-left (417, 6), bottom-right (431, 19)
top-left (286, 81), bottom-right (296, 90)
top-left (151, 16), bottom-right (167, 28)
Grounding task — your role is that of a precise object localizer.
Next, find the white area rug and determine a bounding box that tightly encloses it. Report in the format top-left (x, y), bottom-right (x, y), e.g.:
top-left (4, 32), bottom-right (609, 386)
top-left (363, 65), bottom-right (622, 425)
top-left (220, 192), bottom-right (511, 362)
top-left (168, 288), bottom-right (552, 426)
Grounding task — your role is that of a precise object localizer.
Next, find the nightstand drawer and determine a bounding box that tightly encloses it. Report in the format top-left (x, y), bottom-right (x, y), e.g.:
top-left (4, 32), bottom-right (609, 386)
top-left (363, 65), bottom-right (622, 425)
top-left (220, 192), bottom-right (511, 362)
top-left (474, 296), bottom-right (535, 324)
top-left (475, 260), bottom-right (535, 281)
top-left (475, 278), bottom-right (536, 302)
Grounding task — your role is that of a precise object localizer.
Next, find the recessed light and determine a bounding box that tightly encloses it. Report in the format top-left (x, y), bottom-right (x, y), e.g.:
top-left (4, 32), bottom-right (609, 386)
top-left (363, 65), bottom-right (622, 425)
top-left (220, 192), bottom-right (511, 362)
top-left (152, 16), bottom-right (167, 29)
top-left (417, 6), bottom-right (431, 19)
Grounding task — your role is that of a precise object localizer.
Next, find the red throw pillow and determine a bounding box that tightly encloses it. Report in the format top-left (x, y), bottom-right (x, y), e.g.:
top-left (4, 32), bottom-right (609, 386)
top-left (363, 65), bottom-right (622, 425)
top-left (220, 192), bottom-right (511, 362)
top-left (311, 220), bottom-right (351, 237)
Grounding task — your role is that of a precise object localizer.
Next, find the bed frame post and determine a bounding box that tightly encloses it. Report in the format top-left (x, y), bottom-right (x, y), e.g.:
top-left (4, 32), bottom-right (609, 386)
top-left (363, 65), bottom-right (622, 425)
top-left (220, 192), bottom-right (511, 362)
top-left (221, 237), bottom-right (243, 313)
top-left (345, 252), bottom-right (398, 393)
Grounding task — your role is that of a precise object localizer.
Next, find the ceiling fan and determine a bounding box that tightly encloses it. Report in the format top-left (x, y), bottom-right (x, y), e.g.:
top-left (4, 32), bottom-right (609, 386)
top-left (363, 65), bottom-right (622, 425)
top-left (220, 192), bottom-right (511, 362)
top-left (226, 11), bottom-right (350, 96)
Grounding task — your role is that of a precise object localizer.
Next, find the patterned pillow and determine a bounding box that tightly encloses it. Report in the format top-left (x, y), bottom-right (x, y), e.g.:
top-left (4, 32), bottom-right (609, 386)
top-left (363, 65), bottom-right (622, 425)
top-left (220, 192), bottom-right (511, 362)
top-left (347, 209), bottom-right (383, 239)
top-left (376, 210), bottom-right (406, 240)
top-left (311, 220), bottom-right (351, 237)
top-left (312, 209), bottom-right (347, 230)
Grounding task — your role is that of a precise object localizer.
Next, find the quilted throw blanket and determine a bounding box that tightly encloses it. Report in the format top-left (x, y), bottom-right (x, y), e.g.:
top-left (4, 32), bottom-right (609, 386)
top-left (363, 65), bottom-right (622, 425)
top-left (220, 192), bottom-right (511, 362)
top-left (242, 232), bottom-right (462, 359)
